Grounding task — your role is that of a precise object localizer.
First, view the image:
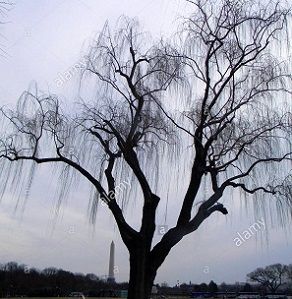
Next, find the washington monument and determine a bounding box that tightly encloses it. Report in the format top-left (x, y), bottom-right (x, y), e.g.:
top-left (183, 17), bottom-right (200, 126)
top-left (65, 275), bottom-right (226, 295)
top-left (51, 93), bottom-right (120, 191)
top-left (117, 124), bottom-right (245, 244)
top-left (108, 240), bottom-right (115, 283)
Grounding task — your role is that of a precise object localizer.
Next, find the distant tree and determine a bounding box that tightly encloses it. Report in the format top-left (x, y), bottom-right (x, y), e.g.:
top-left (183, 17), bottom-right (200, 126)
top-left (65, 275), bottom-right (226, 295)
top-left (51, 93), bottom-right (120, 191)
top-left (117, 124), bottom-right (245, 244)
top-left (3, 261), bottom-right (19, 272)
top-left (192, 284), bottom-right (201, 292)
top-left (160, 281), bottom-right (168, 288)
top-left (200, 283), bottom-right (209, 292)
top-left (243, 283), bottom-right (253, 292)
top-left (220, 282), bottom-right (228, 292)
top-left (0, 260), bottom-right (131, 296)
top-left (209, 280), bottom-right (218, 293)
top-left (286, 265), bottom-right (292, 289)
top-left (247, 264), bottom-right (288, 293)
top-left (1, 1), bottom-right (292, 298)
top-left (179, 282), bottom-right (190, 290)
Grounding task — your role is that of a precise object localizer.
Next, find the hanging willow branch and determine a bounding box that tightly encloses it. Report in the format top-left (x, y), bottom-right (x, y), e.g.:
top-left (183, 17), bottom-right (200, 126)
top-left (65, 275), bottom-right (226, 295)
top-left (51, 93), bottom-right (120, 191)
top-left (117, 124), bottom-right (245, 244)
top-left (0, 1), bottom-right (292, 288)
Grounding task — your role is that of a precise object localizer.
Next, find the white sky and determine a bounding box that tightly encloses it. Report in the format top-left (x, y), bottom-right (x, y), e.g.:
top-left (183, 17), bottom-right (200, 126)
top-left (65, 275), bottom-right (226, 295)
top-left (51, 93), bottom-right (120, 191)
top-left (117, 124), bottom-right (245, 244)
top-left (0, 0), bottom-right (291, 286)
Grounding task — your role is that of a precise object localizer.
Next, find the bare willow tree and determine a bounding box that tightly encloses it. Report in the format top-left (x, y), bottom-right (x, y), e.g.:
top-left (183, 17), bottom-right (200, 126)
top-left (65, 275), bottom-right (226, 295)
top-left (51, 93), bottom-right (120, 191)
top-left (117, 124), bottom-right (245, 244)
top-left (247, 264), bottom-right (289, 293)
top-left (1, 0), bottom-right (292, 298)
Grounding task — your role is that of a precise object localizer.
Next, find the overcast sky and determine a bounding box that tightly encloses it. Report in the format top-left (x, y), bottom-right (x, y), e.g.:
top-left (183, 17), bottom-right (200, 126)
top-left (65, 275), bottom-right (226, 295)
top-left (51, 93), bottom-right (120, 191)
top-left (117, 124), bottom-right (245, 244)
top-left (0, 0), bottom-right (291, 287)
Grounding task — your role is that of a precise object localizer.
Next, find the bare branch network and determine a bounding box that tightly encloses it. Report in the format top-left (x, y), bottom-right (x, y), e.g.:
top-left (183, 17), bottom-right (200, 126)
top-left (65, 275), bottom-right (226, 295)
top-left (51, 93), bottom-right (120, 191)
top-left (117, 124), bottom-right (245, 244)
top-left (247, 263), bottom-right (290, 293)
top-left (0, 0), bottom-right (292, 297)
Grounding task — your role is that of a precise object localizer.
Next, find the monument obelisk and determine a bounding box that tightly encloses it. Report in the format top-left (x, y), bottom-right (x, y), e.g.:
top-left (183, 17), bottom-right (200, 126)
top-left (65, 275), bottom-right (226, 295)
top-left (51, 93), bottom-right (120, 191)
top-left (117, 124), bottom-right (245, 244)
top-left (108, 240), bottom-right (115, 283)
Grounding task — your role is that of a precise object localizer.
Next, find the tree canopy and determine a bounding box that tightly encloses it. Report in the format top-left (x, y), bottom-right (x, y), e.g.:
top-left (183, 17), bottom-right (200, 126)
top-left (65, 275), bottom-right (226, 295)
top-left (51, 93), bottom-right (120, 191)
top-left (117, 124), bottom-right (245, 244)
top-left (0, 0), bottom-right (291, 298)
top-left (247, 263), bottom-right (290, 293)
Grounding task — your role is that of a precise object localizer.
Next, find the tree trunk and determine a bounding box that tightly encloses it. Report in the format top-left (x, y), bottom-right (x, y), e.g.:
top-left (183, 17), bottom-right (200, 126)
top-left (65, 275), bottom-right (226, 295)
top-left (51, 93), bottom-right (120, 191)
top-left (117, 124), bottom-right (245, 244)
top-left (127, 247), bottom-right (157, 299)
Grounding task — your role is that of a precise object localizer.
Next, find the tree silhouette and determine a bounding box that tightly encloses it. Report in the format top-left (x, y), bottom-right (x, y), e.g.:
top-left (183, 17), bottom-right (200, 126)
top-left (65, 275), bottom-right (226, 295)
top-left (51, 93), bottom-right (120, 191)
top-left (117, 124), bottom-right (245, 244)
top-left (247, 264), bottom-right (289, 293)
top-left (0, 261), bottom-right (127, 297)
top-left (209, 280), bottom-right (218, 293)
top-left (1, 0), bottom-right (292, 298)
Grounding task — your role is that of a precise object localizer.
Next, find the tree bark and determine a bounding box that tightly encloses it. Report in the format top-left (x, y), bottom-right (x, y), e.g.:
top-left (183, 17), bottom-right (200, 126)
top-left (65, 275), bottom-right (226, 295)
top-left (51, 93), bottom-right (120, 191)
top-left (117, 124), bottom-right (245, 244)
top-left (127, 246), bottom-right (157, 299)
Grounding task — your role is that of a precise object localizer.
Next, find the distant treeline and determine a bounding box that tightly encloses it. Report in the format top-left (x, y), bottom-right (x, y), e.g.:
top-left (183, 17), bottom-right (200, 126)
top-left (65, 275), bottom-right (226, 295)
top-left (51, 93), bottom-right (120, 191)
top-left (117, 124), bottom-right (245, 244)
top-left (158, 281), bottom-right (291, 297)
top-left (157, 281), bottom-right (251, 297)
top-left (0, 261), bottom-right (127, 297)
top-left (1, 261), bottom-right (292, 297)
